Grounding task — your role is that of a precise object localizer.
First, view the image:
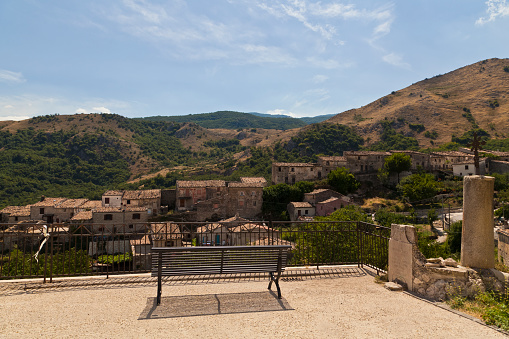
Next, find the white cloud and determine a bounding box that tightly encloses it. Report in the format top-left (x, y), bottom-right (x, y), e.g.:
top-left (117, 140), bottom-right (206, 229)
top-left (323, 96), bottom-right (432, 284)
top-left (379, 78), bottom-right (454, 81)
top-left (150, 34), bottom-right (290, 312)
top-left (477, 0), bottom-right (509, 25)
top-left (92, 107), bottom-right (112, 114)
top-left (312, 75), bottom-right (328, 83)
top-left (0, 115), bottom-right (31, 121)
top-left (382, 52), bottom-right (410, 69)
top-left (0, 69), bottom-right (26, 84)
top-left (266, 109), bottom-right (296, 117)
top-left (75, 108), bottom-right (88, 114)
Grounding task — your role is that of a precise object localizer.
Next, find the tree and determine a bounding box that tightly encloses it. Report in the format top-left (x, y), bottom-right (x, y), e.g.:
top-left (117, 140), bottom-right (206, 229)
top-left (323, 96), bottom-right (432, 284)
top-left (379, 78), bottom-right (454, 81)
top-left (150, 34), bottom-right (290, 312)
top-left (397, 173), bottom-right (439, 202)
top-left (382, 153), bottom-right (412, 183)
top-left (327, 167), bottom-right (360, 195)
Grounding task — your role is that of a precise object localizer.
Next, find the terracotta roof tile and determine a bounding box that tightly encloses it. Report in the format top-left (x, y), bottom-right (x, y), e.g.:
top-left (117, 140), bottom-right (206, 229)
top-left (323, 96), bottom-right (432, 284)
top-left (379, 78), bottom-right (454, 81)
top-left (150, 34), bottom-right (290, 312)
top-left (272, 163), bottom-right (315, 167)
top-left (31, 198), bottom-right (68, 207)
top-left (290, 202), bottom-right (314, 208)
top-left (103, 190), bottom-right (124, 196)
top-left (177, 180), bottom-right (226, 188)
top-left (58, 199), bottom-right (89, 208)
top-left (123, 189), bottom-right (161, 199)
top-left (71, 211), bottom-right (93, 221)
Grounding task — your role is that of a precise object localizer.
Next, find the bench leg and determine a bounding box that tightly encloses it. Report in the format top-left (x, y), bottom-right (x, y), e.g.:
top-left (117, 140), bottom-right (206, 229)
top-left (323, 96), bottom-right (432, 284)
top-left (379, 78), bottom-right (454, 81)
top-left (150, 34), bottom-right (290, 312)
top-left (157, 276), bottom-right (162, 305)
top-left (268, 272), bottom-right (282, 299)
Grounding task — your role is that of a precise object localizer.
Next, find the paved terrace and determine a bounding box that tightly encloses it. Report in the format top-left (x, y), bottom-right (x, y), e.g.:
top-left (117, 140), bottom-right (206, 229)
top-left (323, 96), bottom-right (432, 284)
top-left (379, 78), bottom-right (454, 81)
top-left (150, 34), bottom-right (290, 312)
top-left (0, 267), bottom-right (505, 339)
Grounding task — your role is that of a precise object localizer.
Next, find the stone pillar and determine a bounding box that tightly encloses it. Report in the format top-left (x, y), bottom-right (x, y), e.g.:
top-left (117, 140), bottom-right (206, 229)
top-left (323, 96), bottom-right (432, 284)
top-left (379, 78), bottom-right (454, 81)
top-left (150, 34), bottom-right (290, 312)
top-left (461, 175), bottom-right (495, 269)
top-left (388, 224), bottom-right (417, 290)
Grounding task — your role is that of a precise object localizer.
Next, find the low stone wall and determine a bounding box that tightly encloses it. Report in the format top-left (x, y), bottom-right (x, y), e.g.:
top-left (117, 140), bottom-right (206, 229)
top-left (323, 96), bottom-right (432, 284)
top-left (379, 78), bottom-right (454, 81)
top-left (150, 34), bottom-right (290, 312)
top-left (389, 224), bottom-right (508, 301)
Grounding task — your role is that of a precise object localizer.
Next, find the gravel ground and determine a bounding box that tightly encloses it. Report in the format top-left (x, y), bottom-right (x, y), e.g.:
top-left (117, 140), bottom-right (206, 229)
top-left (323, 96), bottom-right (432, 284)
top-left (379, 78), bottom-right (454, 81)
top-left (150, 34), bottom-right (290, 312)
top-left (0, 268), bottom-right (506, 339)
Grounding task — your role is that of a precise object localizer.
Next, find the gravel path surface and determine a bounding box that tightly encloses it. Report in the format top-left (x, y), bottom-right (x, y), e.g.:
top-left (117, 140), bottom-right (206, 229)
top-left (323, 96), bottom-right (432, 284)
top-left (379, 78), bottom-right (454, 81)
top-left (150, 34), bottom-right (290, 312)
top-left (0, 269), bottom-right (505, 338)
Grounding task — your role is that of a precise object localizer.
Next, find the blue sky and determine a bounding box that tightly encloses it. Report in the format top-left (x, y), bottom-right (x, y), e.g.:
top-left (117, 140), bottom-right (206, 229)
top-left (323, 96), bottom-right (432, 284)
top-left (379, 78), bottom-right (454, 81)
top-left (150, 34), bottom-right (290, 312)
top-left (1, 0), bottom-right (508, 120)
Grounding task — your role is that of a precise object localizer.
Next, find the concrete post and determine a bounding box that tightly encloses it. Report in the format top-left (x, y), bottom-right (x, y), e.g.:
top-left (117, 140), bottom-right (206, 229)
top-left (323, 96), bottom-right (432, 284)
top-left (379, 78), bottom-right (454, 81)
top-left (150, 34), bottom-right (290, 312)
top-left (461, 175), bottom-right (495, 269)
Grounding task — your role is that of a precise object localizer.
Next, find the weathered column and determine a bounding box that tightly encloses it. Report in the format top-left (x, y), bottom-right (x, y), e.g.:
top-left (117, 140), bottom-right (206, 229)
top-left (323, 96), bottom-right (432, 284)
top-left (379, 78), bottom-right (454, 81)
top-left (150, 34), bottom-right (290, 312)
top-left (461, 175), bottom-right (495, 269)
top-left (388, 224), bottom-right (417, 290)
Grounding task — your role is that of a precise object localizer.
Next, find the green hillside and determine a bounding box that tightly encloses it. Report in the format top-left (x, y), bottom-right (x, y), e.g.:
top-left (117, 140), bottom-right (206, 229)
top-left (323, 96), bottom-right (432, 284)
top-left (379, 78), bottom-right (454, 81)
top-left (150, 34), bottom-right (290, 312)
top-left (141, 111), bottom-right (306, 130)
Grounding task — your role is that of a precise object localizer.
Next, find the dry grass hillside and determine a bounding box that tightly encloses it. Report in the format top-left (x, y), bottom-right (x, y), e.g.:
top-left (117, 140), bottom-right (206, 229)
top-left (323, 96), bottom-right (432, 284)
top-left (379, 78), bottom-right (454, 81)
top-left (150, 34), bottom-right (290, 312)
top-left (328, 58), bottom-right (509, 147)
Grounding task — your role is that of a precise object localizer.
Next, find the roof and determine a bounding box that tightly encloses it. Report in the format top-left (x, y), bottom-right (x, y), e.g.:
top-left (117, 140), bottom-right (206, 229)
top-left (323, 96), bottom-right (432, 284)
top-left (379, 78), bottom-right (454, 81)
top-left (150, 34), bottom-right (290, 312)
top-left (81, 200), bottom-right (102, 209)
top-left (177, 180), bottom-right (226, 188)
top-left (123, 189), bottom-right (161, 200)
top-left (31, 197), bottom-right (68, 207)
top-left (306, 189), bottom-right (330, 195)
top-left (390, 150), bottom-right (427, 155)
top-left (318, 156), bottom-right (346, 161)
top-left (71, 211), bottom-right (93, 221)
top-left (0, 205), bottom-right (31, 217)
top-left (103, 190), bottom-right (124, 196)
top-left (228, 182), bottom-right (265, 188)
top-left (58, 199), bottom-right (89, 209)
top-left (272, 162), bottom-right (315, 167)
top-left (240, 177), bottom-right (267, 184)
top-left (289, 202), bottom-right (314, 208)
top-left (317, 197), bottom-right (340, 204)
top-left (343, 151), bottom-right (391, 156)
top-left (482, 150), bottom-right (509, 157)
top-left (430, 151), bottom-right (474, 157)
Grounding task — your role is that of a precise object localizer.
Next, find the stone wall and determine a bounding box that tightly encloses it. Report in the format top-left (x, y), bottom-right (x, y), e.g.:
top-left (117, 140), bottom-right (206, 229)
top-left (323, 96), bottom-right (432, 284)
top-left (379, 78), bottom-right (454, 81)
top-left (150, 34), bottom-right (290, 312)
top-left (388, 224), bottom-right (507, 301)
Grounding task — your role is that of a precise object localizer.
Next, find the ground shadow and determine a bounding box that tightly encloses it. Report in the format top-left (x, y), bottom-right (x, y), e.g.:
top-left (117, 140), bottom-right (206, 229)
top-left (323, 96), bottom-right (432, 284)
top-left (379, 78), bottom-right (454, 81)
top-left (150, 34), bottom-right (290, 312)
top-left (139, 290), bottom-right (293, 319)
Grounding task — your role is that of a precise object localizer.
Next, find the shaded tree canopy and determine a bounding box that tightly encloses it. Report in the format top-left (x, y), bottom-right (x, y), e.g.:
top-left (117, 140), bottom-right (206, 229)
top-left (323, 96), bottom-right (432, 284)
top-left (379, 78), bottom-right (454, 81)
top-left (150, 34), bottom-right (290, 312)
top-left (327, 167), bottom-right (360, 195)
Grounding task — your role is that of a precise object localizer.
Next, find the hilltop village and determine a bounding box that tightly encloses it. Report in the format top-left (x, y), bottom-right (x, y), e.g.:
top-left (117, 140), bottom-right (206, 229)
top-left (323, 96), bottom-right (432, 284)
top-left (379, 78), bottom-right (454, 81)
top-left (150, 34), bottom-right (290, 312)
top-left (1, 148), bottom-right (509, 226)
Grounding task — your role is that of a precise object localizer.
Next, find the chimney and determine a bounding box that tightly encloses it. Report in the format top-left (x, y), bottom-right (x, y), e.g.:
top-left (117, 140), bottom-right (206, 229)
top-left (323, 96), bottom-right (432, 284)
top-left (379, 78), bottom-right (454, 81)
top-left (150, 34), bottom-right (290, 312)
top-left (40, 195), bottom-right (46, 202)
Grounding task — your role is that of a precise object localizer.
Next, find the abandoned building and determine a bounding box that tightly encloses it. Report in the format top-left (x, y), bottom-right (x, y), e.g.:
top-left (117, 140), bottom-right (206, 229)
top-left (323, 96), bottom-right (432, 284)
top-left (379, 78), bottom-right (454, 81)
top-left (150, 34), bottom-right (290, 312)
top-left (175, 178), bottom-right (267, 221)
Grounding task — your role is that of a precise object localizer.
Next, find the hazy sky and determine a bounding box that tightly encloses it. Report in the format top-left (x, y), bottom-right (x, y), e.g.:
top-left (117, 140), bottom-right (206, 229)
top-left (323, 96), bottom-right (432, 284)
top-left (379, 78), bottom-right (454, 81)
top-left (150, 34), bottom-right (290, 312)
top-left (1, 0), bottom-right (508, 120)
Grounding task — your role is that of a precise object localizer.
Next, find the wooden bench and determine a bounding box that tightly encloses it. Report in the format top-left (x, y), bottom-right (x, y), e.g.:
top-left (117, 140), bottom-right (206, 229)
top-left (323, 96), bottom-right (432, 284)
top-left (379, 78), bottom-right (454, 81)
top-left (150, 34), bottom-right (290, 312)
top-left (151, 245), bottom-right (292, 305)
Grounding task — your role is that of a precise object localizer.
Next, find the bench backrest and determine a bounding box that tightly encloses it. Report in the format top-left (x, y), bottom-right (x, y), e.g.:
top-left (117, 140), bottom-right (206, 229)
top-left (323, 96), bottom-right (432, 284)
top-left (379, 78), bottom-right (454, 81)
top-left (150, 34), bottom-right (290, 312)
top-left (151, 245), bottom-right (291, 277)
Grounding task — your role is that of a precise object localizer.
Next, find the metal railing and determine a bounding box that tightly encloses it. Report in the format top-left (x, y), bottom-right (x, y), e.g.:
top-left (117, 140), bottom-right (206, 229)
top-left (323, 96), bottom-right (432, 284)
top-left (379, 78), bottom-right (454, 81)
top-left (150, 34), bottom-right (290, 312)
top-left (0, 220), bottom-right (390, 280)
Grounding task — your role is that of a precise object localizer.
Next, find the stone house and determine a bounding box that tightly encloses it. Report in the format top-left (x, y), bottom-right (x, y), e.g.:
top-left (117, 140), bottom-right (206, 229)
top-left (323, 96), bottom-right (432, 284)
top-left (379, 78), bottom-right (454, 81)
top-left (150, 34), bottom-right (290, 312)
top-left (317, 156), bottom-right (347, 177)
top-left (122, 189), bottom-right (161, 215)
top-left (0, 205), bottom-right (32, 224)
top-left (315, 197), bottom-right (350, 217)
top-left (91, 207), bottom-right (149, 233)
top-left (51, 198), bottom-right (89, 223)
top-left (452, 159), bottom-right (488, 177)
top-left (303, 189), bottom-right (345, 205)
top-left (102, 190), bottom-right (123, 208)
top-left (176, 180), bottom-right (227, 212)
top-left (226, 181), bottom-right (264, 219)
top-left (429, 151), bottom-right (473, 171)
top-left (287, 202), bottom-right (315, 221)
top-left (176, 178), bottom-right (266, 221)
top-left (343, 151), bottom-right (391, 174)
top-left (30, 197), bottom-right (69, 223)
top-left (272, 163), bottom-right (319, 184)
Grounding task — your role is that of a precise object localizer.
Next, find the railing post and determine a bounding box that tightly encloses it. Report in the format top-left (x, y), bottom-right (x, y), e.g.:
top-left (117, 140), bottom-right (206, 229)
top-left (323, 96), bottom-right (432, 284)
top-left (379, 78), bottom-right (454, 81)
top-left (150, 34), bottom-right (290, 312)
top-left (357, 222), bottom-right (362, 268)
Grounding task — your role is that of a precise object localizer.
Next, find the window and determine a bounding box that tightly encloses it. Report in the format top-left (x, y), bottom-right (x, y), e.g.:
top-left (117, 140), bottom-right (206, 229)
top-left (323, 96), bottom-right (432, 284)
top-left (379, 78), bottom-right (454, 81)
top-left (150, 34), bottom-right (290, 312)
top-left (465, 165), bottom-right (469, 170)
top-left (104, 214), bottom-right (113, 220)
top-left (39, 208), bottom-right (44, 215)
top-left (14, 216), bottom-right (18, 222)
top-left (305, 210), bottom-right (308, 215)
top-left (213, 203), bottom-right (219, 209)
top-left (251, 191), bottom-right (256, 196)
top-left (127, 200), bottom-right (131, 205)
top-left (291, 168), bottom-right (295, 172)
top-left (180, 199), bottom-right (185, 208)
top-left (253, 201), bottom-right (257, 206)
top-left (239, 191), bottom-right (244, 196)
top-left (278, 167), bottom-right (281, 172)
top-left (132, 213), bottom-right (141, 220)
top-left (129, 224), bottom-right (134, 229)
top-left (105, 198), bottom-right (110, 204)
